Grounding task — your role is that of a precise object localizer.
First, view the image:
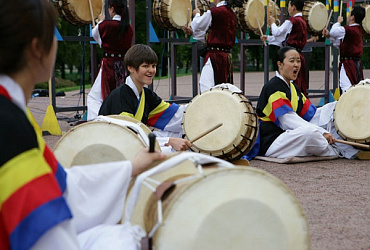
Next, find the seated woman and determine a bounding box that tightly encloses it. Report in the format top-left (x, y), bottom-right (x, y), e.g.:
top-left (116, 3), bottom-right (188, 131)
top-left (246, 46), bottom-right (359, 159)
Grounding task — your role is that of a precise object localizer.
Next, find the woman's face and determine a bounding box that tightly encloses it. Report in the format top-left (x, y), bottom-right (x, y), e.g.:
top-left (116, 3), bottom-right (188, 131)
top-left (278, 49), bottom-right (301, 83)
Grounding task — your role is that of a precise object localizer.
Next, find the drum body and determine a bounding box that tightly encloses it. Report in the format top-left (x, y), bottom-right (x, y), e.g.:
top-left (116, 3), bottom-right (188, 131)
top-left (125, 154), bottom-right (310, 250)
top-left (361, 4), bottom-right (370, 34)
top-left (235, 0), bottom-right (279, 34)
top-left (235, 0), bottom-right (265, 34)
top-left (53, 117), bottom-right (160, 168)
top-left (197, 0), bottom-right (211, 15)
top-left (181, 87), bottom-right (258, 161)
top-left (56, 0), bottom-right (102, 26)
top-left (334, 82), bottom-right (370, 145)
top-left (152, 0), bottom-right (192, 30)
top-left (302, 1), bottom-right (327, 34)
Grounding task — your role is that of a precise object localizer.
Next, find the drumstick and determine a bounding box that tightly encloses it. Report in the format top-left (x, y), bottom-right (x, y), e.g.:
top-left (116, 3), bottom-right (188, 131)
top-left (322, 9), bottom-right (333, 37)
top-left (190, 123), bottom-right (223, 143)
top-left (88, 0), bottom-right (96, 27)
top-left (256, 17), bottom-right (267, 46)
top-left (334, 139), bottom-right (370, 149)
top-left (339, 0), bottom-right (343, 17)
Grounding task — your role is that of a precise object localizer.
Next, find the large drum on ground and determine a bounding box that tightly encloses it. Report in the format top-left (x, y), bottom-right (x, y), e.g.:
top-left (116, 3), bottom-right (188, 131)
top-left (361, 4), bottom-right (370, 34)
top-left (153, 0), bottom-right (192, 30)
top-left (123, 152), bottom-right (310, 250)
top-left (181, 87), bottom-right (258, 161)
top-left (53, 116), bottom-right (160, 168)
top-left (302, 1), bottom-right (327, 35)
top-left (334, 81), bottom-right (370, 146)
top-left (55, 0), bottom-right (102, 26)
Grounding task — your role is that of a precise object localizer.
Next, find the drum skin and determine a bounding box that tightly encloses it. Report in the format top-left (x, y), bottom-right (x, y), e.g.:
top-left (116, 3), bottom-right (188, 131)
top-left (126, 157), bottom-right (310, 250)
top-left (334, 82), bottom-right (370, 144)
top-left (181, 87), bottom-right (258, 161)
top-left (53, 118), bottom-right (160, 168)
top-left (302, 1), bottom-right (327, 34)
top-left (152, 0), bottom-right (192, 30)
top-left (235, 0), bottom-right (265, 34)
top-left (361, 4), bottom-right (370, 34)
top-left (56, 0), bottom-right (102, 26)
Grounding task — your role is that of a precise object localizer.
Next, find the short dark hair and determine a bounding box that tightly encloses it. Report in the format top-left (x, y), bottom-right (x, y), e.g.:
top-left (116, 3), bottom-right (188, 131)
top-left (0, 0), bottom-right (57, 75)
top-left (124, 44), bottom-right (158, 71)
top-left (290, 0), bottom-right (304, 11)
top-left (351, 5), bottom-right (365, 24)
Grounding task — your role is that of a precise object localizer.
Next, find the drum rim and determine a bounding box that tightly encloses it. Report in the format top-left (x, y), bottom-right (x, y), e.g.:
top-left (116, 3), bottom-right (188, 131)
top-left (181, 88), bottom-right (258, 160)
top-left (150, 167), bottom-right (311, 249)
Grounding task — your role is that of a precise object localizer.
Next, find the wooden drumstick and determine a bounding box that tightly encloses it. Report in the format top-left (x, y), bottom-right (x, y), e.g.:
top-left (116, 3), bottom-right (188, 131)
top-left (88, 0), bottom-right (96, 27)
top-left (190, 123), bottom-right (223, 143)
top-left (334, 139), bottom-right (370, 149)
top-left (339, 0), bottom-right (343, 17)
top-left (256, 17), bottom-right (267, 46)
top-left (322, 9), bottom-right (333, 37)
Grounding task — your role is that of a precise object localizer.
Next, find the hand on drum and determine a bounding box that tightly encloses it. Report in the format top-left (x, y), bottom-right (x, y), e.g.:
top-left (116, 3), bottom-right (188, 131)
top-left (131, 148), bottom-right (166, 177)
top-left (165, 138), bottom-right (193, 151)
top-left (323, 132), bottom-right (335, 145)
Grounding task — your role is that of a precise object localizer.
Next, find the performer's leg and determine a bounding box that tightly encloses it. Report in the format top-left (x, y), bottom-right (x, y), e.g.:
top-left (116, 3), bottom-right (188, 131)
top-left (199, 59), bottom-right (214, 93)
top-left (265, 126), bottom-right (337, 158)
top-left (339, 66), bottom-right (352, 93)
top-left (87, 68), bottom-right (103, 121)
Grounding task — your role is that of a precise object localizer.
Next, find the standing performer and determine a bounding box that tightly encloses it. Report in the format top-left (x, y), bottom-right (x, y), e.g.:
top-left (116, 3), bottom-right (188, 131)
top-left (261, 0), bottom-right (308, 96)
top-left (183, 0), bottom-right (242, 93)
top-left (87, 0), bottom-right (133, 120)
top-left (0, 0), bottom-right (166, 249)
top-left (99, 44), bottom-right (193, 151)
top-left (322, 5), bottom-right (365, 93)
top-left (244, 47), bottom-right (359, 160)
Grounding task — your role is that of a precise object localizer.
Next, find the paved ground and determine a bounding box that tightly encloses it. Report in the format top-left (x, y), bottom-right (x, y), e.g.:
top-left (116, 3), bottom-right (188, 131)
top-left (28, 70), bottom-right (370, 250)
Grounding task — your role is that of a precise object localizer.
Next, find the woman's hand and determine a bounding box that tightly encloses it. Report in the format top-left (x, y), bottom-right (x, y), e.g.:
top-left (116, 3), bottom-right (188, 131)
top-left (131, 148), bottom-right (166, 177)
top-left (323, 132), bottom-right (335, 145)
top-left (165, 138), bottom-right (193, 151)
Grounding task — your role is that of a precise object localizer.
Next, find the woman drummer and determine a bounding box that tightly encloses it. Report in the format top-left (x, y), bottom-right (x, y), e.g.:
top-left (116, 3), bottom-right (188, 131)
top-left (87, 0), bottom-right (133, 120)
top-left (245, 46), bottom-right (359, 160)
top-left (0, 0), bottom-right (165, 248)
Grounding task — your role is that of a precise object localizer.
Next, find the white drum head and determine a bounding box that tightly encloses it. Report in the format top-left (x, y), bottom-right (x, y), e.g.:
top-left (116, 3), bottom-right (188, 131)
top-left (53, 121), bottom-right (147, 168)
top-left (167, 0), bottom-right (192, 29)
top-left (362, 5), bottom-right (370, 34)
top-left (147, 167), bottom-right (310, 250)
top-left (182, 88), bottom-right (258, 160)
top-left (334, 83), bottom-right (370, 143)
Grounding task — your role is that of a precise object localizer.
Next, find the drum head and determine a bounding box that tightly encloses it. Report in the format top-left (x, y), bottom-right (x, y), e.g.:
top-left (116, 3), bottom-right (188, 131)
top-left (303, 1), bottom-right (327, 33)
top-left (362, 5), bottom-right (370, 34)
top-left (240, 0), bottom-right (265, 33)
top-left (182, 88), bottom-right (258, 161)
top-left (167, 0), bottom-right (192, 29)
top-left (150, 167), bottom-right (310, 249)
top-left (56, 0), bottom-right (102, 26)
top-left (53, 121), bottom-right (147, 168)
top-left (334, 83), bottom-right (370, 143)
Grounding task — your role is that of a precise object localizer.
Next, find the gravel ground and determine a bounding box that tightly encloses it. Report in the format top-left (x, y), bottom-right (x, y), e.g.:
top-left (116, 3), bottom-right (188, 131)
top-left (28, 72), bottom-right (370, 250)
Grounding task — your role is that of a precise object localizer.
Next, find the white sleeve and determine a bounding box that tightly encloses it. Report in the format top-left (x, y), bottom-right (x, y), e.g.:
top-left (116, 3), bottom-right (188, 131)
top-left (31, 220), bottom-right (81, 250)
top-left (278, 111), bottom-right (328, 134)
top-left (191, 11), bottom-right (212, 43)
top-left (271, 20), bottom-right (292, 37)
top-left (162, 104), bottom-right (187, 133)
top-left (63, 161), bottom-right (133, 234)
top-left (92, 21), bottom-right (103, 47)
top-left (329, 23), bottom-right (345, 48)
